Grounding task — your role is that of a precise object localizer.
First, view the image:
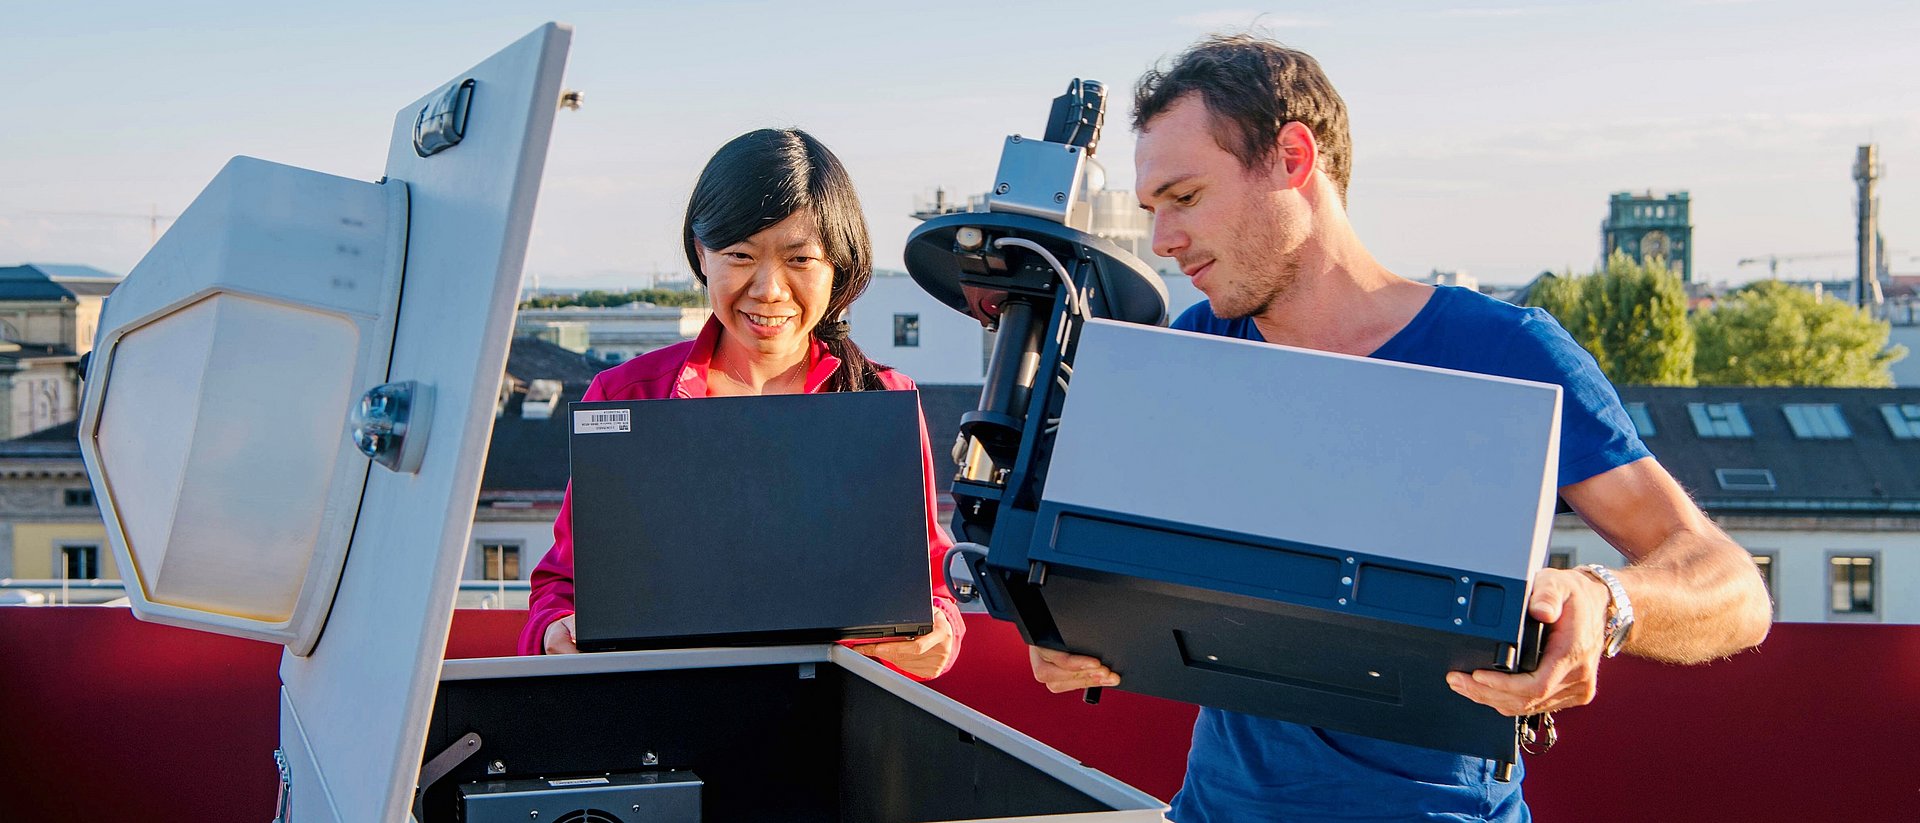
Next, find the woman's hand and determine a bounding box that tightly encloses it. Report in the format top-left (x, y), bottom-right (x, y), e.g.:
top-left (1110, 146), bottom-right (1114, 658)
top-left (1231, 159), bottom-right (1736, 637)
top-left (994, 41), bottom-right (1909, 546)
top-left (854, 609), bottom-right (956, 679)
top-left (543, 614), bottom-right (580, 655)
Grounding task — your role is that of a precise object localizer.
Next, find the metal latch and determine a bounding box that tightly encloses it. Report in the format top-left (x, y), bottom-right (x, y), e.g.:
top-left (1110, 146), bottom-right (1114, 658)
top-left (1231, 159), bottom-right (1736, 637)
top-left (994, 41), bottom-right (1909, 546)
top-left (350, 380), bottom-right (434, 474)
top-left (413, 732), bottom-right (483, 822)
top-left (413, 78), bottom-right (475, 157)
top-left (273, 748), bottom-right (292, 823)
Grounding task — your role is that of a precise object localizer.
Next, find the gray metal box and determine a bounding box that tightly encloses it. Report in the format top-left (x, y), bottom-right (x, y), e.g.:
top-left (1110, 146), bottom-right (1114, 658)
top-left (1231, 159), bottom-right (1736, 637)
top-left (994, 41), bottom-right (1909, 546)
top-left (420, 646), bottom-right (1165, 822)
top-left (460, 771), bottom-right (702, 823)
top-left (985, 136), bottom-right (1089, 228)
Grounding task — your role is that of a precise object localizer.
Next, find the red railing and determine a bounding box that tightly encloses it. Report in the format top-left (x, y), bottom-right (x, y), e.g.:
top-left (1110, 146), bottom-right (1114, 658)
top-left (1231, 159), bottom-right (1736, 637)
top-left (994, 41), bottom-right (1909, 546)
top-left (0, 608), bottom-right (1911, 821)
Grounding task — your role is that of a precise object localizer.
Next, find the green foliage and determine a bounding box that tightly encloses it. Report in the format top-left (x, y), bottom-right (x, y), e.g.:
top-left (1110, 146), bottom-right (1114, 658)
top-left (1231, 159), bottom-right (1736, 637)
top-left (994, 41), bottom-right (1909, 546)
top-left (521, 288), bottom-right (708, 309)
top-left (1693, 280), bottom-right (1907, 387)
top-left (1525, 252), bottom-right (1696, 386)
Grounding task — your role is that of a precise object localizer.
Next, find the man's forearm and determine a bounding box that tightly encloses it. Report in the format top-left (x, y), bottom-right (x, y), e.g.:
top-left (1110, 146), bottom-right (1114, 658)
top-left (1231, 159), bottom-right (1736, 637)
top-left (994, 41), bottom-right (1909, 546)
top-left (1613, 525), bottom-right (1772, 664)
top-left (1562, 458), bottom-right (1773, 665)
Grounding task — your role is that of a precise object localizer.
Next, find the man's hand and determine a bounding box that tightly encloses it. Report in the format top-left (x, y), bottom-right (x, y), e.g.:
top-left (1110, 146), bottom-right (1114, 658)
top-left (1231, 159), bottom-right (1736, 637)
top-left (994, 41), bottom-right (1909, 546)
top-left (855, 609), bottom-right (957, 680)
top-left (1029, 645), bottom-right (1121, 693)
top-left (1446, 567), bottom-right (1610, 716)
top-left (543, 613), bottom-right (580, 655)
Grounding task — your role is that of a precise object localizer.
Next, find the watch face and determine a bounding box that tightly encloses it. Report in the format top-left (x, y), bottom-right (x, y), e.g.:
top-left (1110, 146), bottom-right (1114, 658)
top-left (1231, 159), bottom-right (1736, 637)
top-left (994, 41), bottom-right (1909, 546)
top-left (1605, 616), bottom-right (1630, 657)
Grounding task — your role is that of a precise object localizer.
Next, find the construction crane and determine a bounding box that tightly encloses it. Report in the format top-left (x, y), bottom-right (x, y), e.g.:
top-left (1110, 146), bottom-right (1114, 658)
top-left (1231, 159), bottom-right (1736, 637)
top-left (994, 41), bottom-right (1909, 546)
top-left (3, 205), bottom-right (178, 244)
top-left (1737, 249), bottom-right (1916, 279)
top-left (1735, 251), bottom-right (1854, 279)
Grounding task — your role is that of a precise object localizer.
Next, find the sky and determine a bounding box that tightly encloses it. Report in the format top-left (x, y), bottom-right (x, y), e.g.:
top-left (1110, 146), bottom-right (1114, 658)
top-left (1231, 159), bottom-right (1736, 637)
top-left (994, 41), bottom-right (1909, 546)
top-left (3, 0), bottom-right (1917, 289)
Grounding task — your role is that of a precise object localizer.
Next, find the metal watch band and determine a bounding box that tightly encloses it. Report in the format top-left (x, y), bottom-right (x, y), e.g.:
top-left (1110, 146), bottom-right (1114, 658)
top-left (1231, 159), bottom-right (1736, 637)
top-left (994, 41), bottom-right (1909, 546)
top-left (1577, 564), bottom-right (1635, 658)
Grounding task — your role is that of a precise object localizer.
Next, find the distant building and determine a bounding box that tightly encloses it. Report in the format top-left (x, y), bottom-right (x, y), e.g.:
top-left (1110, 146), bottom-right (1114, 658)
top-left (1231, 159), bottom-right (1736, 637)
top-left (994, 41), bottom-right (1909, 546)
top-left (0, 264), bottom-right (119, 354)
top-left (0, 421), bottom-right (115, 600)
top-left (1556, 385), bottom-right (1920, 623)
top-left (469, 336), bottom-right (612, 597)
top-left (515, 303), bottom-right (712, 363)
top-left (1426, 269), bottom-right (1479, 292)
top-left (1602, 191), bottom-right (1693, 282)
top-left (0, 264), bottom-right (120, 440)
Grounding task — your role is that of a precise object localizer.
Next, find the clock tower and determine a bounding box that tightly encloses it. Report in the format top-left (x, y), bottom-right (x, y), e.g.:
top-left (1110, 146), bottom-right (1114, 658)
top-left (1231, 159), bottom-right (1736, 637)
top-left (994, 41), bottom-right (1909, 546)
top-left (1602, 191), bottom-right (1693, 283)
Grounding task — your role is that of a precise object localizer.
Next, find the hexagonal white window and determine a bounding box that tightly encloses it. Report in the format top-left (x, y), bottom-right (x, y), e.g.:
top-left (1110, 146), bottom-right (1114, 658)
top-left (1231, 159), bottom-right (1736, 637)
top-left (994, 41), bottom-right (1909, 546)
top-left (93, 291), bottom-right (362, 623)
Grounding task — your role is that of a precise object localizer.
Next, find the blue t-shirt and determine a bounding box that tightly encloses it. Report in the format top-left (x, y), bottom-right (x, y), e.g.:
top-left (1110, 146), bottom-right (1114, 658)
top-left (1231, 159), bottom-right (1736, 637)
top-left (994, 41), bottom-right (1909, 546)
top-left (1167, 285), bottom-right (1650, 823)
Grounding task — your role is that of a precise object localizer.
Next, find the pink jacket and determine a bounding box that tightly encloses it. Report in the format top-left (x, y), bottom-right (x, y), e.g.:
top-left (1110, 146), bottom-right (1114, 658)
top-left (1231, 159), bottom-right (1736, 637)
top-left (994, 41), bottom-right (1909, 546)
top-left (517, 317), bottom-right (965, 679)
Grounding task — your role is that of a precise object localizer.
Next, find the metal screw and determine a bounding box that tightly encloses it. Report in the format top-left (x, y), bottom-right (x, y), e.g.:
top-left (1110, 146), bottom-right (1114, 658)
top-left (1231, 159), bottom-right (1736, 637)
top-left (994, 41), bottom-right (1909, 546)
top-left (1457, 596), bottom-right (1468, 605)
top-left (1010, 135), bottom-right (1023, 143)
top-left (994, 182), bottom-right (1010, 195)
top-left (1206, 655), bottom-right (1219, 662)
top-left (632, 806), bottom-right (643, 814)
top-left (529, 812), bottom-right (539, 820)
top-left (1346, 557), bottom-right (1356, 564)
top-left (1454, 618), bottom-right (1464, 625)
top-left (1368, 671), bottom-right (1381, 678)
top-left (642, 751), bottom-right (660, 766)
top-left (1052, 192), bottom-right (1066, 203)
top-left (1341, 577), bottom-right (1352, 586)
top-left (1338, 598), bottom-right (1348, 605)
top-left (488, 760), bottom-right (506, 775)
top-left (1461, 577), bottom-right (1470, 583)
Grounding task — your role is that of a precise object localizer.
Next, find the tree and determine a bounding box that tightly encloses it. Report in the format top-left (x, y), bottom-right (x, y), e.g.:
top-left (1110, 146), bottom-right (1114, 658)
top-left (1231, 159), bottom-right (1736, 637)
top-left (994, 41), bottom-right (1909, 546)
top-left (1525, 252), bottom-right (1696, 386)
top-left (1693, 280), bottom-right (1907, 387)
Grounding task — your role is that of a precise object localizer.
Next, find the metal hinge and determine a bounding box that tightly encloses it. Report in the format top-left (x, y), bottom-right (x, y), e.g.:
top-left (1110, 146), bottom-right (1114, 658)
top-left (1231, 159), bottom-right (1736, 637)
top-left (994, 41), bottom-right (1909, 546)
top-left (272, 748), bottom-right (293, 823)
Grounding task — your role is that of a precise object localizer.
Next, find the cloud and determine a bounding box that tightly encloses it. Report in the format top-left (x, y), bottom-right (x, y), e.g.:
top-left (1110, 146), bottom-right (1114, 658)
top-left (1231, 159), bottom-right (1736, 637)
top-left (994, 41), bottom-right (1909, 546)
top-left (1175, 10), bottom-right (1331, 29)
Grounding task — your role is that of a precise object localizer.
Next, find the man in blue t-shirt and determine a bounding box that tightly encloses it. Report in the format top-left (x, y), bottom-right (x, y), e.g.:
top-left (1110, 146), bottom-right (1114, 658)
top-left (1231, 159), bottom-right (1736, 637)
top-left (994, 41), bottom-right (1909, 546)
top-left (1025, 35), bottom-right (1774, 821)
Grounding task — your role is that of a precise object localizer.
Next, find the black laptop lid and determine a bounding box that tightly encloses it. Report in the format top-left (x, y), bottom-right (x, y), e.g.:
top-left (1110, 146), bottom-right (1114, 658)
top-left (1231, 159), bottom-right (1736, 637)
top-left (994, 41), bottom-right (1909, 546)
top-left (568, 389), bottom-right (932, 650)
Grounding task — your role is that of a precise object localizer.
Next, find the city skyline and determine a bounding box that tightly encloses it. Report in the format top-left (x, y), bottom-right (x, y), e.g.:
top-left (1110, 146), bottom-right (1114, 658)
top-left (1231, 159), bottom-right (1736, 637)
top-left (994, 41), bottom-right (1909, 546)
top-left (3, 1), bottom-right (1916, 290)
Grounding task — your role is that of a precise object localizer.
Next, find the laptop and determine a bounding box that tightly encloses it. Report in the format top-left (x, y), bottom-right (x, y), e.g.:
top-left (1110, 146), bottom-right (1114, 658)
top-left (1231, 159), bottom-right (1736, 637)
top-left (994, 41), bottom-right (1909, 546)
top-left (567, 390), bottom-right (934, 651)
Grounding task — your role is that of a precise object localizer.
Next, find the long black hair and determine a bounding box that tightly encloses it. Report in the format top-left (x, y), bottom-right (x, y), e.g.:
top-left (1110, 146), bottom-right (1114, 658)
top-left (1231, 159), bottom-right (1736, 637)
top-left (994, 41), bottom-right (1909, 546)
top-left (682, 128), bottom-right (887, 392)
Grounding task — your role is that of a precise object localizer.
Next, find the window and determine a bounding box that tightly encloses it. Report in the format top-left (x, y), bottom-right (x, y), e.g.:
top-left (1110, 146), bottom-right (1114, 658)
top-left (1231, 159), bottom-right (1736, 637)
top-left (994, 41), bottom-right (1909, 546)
top-left (1715, 468), bottom-right (1777, 492)
top-left (1829, 554), bottom-right (1877, 616)
top-left (479, 543), bottom-right (521, 581)
top-left (1880, 404), bottom-right (1920, 439)
top-left (61, 545), bottom-right (100, 580)
top-left (1624, 402), bottom-right (1655, 437)
top-left (893, 314), bottom-right (920, 348)
top-left (1546, 551), bottom-right (1573, 570)
top-left (1751, 552), bottom-right (1776, 601)
top-left (63, 488), bottom-right (94, 507)
top-left (1688, 403), bottom-right (1752, 437)
top-left (1783, 404), bottom-right (1850, 439)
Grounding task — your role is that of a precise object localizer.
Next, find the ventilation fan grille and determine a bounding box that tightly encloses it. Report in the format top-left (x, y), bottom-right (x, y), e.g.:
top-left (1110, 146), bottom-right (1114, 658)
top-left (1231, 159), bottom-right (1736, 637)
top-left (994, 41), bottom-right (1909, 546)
top-left (554, 810), bottom-right (624, 823)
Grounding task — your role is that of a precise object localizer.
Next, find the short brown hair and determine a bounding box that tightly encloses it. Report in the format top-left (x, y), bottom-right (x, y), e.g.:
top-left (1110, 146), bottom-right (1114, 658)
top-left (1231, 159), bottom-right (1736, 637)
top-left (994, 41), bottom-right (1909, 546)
top-left (1134, 34), bottom-right (1353, 204)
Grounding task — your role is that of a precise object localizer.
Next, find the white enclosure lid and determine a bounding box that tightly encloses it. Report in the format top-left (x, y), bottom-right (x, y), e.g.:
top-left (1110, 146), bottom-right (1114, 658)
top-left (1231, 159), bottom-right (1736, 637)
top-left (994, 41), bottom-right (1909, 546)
top-left (1046, 319), bottom-right (1562, 581)
top-left (276, 24), bottom-right (572, 823)
top-left (80, 157), bottom-right (406, 651)
top-left (78, 22), bottom-right (572, 823)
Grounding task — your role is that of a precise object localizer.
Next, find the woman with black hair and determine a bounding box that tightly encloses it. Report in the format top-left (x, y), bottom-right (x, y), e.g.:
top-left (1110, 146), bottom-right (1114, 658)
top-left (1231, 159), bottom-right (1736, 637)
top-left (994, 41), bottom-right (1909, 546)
top-left (517, 128), bottom-right (963, 680)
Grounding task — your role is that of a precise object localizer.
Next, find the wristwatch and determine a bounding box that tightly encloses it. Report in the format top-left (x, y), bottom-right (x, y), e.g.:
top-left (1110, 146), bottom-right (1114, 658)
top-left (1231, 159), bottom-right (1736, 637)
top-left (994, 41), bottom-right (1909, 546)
top-left (1576, 564), bottom-right (1635, 658)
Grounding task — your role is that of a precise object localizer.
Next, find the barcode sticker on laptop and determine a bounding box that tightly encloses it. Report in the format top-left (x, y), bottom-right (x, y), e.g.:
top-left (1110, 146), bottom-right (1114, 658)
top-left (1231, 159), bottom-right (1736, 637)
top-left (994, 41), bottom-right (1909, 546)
top-left (573, 409), bottom-right (631, 434)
